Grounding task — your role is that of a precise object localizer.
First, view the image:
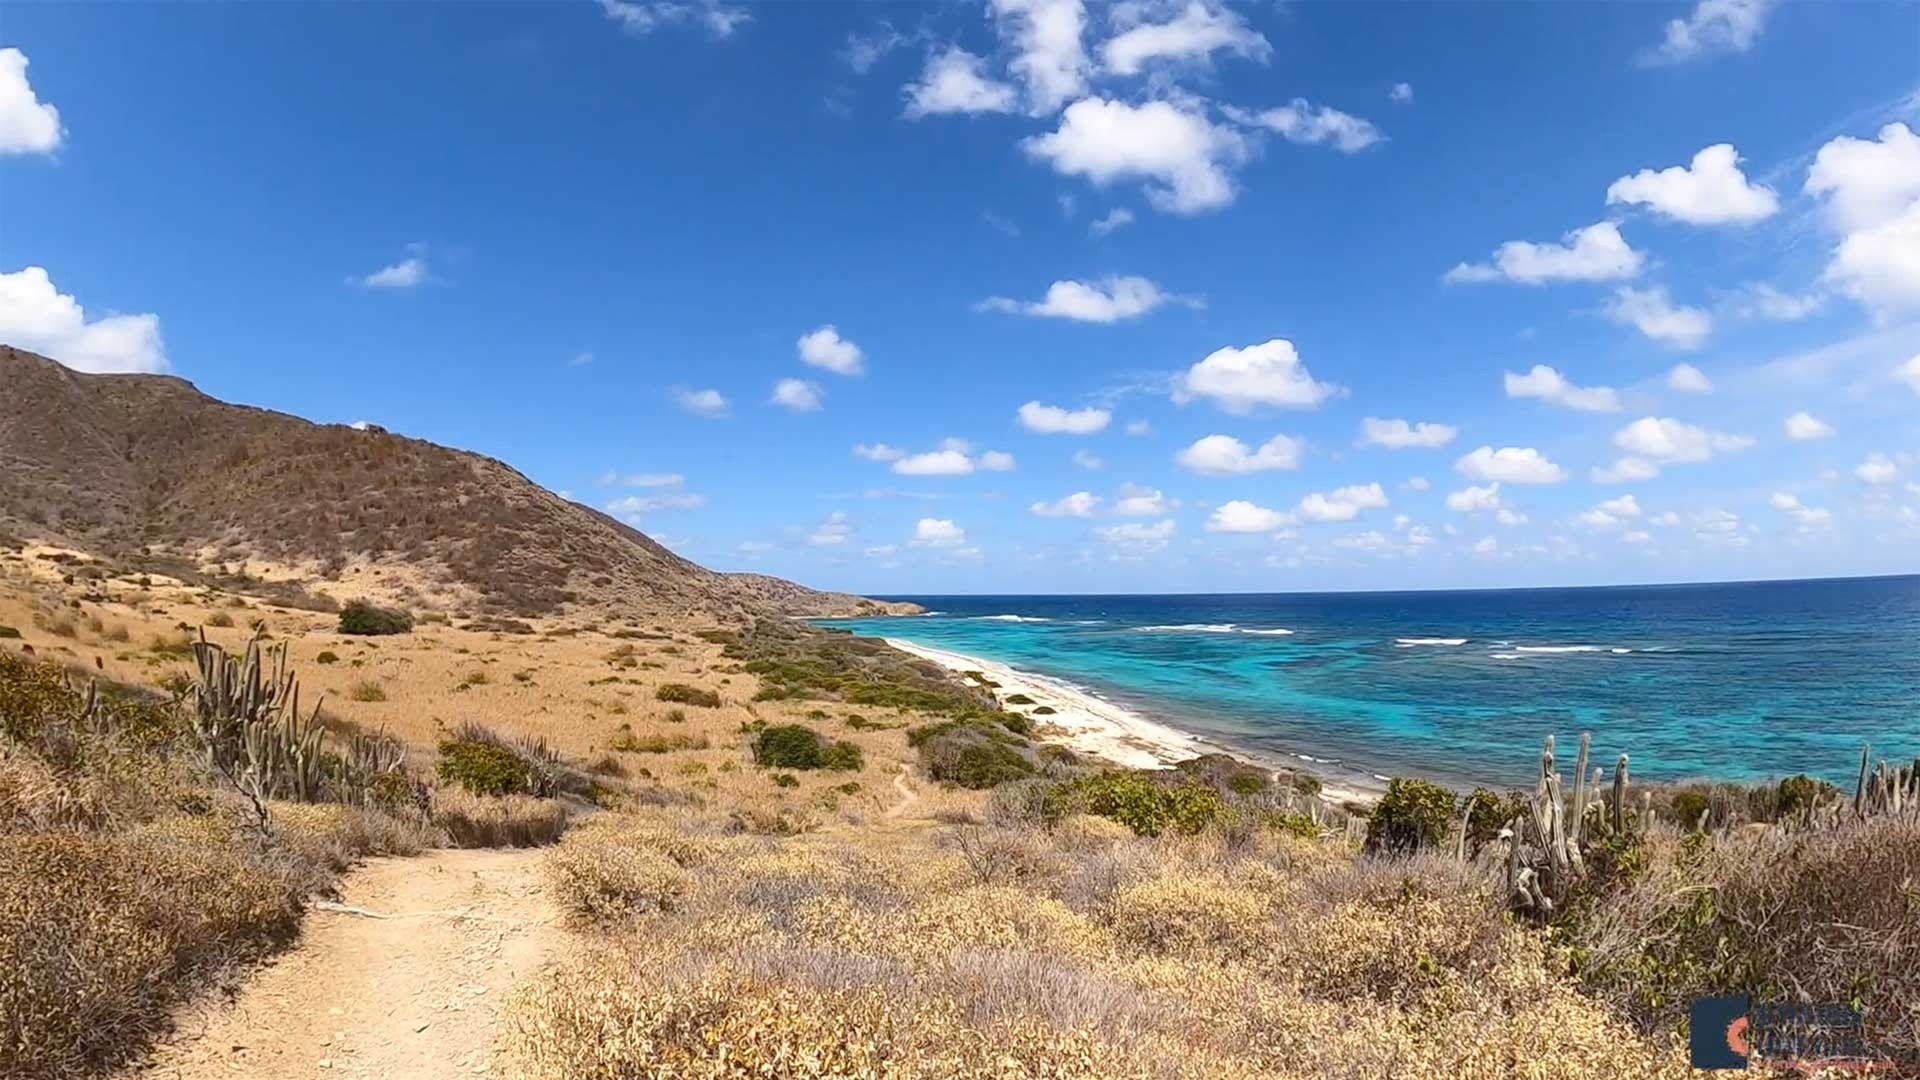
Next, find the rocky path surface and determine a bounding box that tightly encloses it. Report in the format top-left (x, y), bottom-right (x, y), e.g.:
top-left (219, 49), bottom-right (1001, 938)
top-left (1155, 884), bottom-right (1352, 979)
top-left (134, 848), bottom-right (561, 1080)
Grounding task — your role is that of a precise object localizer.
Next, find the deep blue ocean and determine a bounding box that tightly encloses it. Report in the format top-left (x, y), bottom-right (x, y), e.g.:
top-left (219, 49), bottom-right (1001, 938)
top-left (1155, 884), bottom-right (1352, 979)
top-left (818, 575), bottom-right (1920, 790)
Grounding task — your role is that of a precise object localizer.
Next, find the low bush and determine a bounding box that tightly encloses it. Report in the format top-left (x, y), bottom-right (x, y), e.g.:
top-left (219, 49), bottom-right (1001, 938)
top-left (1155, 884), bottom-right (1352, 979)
top-left (1041, 772), bottom-right (1228, 838)
top-left (349, 679), bottom-right (386, 702)
top-left (751, 724), bottom-right (863, 772)
top-left (204, 611), bottom-right (235, 628)
top-left (432, 790), bottom-right (567, 848)
top-left (315, 650), bottom-right (340, 665)
top-left (1364, 777), bottom-right (1458, 855)
top-left (654, 683), bottom-right (720, 708)
top-left (336, 601), bottom-right (413, 636)
top-left (609, 730), bottom-right (709, 754)
top-left (436, 740), bottom-right (538, 796)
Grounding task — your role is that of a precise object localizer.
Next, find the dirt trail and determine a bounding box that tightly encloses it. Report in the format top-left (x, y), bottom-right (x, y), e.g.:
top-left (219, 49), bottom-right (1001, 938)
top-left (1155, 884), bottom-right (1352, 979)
top-left (135, 848), bottom-right (562, 1080)
top-left (884, 766), bottom-right (920, 819)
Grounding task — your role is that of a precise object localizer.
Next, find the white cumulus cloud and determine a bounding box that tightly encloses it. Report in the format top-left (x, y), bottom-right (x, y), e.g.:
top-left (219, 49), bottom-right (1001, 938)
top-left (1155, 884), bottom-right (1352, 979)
top-left (1644, 0), bottom-right (1774, 65)
top-left (1855, 454), bottom-right (1900, 485)
top-left (1667, 363), bottom-right (1713, 394)
top-left (0, 266), bottom-right (166, 373)
top-left (990, 0), bottom-right (1090, 115)
top-left (1605, 143), bottom-right (1778, 225)
top-left (1613, 416), bottom-right (1753, 463)
top-left (1504, 364), bottom-right (1622, 413)
top-left (1783, 412), bottom-right (1835, 441)
top-left (1030, 491), bottom-right (1101, 518)
top-left (1228, 98), bottom-right (1383, 153)
top-left (1606, 286), bottom-right (1713, 349)
top-left (0, 48), bottom-right (63, 155)
top-left (676, 388), bottom-right (729, 417)
top-left (797, 325), bottom-right (864, 375)
top-left (981, 276), bottom-right (1180, 322)
top-left (1297, 482), bottom-right (1388, 523)
top-left (1446, 221), bottom-right (1643, 285)
top-left (1024, 96), bottom-right (1249, 214)
top-left (1017, 400), bottom-right (1111, 434)
top-left (1113, 483), bottom-right (1171, 516)
top-left (771, 378), bottom-right (824, 412)
top-left (1100, 0), bottom-right (1270, 74)
top-left (912, 518), bottom-right (967, 546)
top-left (1178, 338), bottom-right (1338, 413)
top-left (1455, 446), bottom-right (1567, 485)
top-left (1207, 499), bottom-right (1292, 533)
top-left (903, 47), bottom-right (1018, 118)
top-left (1175, 433), bottom-right (1303, 475)
top-left (1360, 417), bottom-right (1457, 449)
top-left (1805, 123), bottom-right (1920, 317)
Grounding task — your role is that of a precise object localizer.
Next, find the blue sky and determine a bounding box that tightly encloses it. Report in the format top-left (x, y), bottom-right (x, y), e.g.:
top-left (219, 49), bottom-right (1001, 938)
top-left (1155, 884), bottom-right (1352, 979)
top-left (3, 0), bottom-right (1918, 595)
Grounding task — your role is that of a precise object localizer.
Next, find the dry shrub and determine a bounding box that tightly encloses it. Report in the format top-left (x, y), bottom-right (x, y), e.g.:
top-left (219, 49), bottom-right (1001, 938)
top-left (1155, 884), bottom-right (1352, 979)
top-left (271, 801), bottom-right (438, 876)
top-left (1562, 813), bottom-right (1920, 1057)
top-left (0, 827), bottom-right (299, 1079)
top-left (1107, 871), bottom-right (1269, 960)
top-left (432, 789), bottom-right (568, 848)
top-left (510, 941), bottom-right (1214, 1080)
top-left (546, 818), bottom-right (695, 923)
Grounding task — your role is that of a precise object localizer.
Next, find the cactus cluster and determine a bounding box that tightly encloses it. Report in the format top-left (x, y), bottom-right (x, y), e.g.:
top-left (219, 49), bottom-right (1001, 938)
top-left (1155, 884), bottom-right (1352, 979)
top-left (1504, 732), bottom-right (1638, 917)
top-left (189, 629), bottom-right (421, 815)
top-left (190, 629), bottom-right (327, 808)
top-left (1852, 742), bottom-right (1919, 819)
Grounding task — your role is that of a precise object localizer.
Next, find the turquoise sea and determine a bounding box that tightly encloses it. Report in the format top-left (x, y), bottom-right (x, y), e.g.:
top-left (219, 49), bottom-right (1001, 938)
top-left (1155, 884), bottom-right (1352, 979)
top-left (818, 575), bottom-right (1920, 790)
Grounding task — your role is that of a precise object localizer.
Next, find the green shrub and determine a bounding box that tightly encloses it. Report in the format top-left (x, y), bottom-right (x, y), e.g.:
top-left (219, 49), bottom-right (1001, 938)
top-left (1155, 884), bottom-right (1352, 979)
top-left (818, 741), bottom-right (864, 772)
top-left (315, 651), bottom-right (339, 665)
top-left (1003, 693), bottom-right (1035, 706)
top-left (1031, 705), bottom-right (1055, 715)
top-left (1228, 771), bottom-right (1267, 796)
top-left (1671, 791), bottom-right (1711, 831)
top-left (1266, 811), bottom-right (1319, 839)
top-left (654, 683), bottom-right (720, 708)
top-left (337, 601), bottom-right (412, 636)
top-left (435, 740), bottom-right (536, 796)
top-left (349, 680), bottom-right (386, 703)
top-left (1465, 787), bottom-right (1527, 851)
top-left (1042, 772), bottom-right (1228, 838)
top-left (936, 742), bottom-right (1036, 789)
top-left (770, 773), bottom-right (799, 789)
top-left (1774, 774), bottom-right (1839, 818)
top-left (204, 611), bottom-right (235, 628)
top-left (754, 724), bottom-right (824, 768)
top-left (0, 625), bottom-right (18, 639)
top-left (1364, 778), bottom-right (1458, 855)
top-left (1293, 774), bottom-right (1323, 797)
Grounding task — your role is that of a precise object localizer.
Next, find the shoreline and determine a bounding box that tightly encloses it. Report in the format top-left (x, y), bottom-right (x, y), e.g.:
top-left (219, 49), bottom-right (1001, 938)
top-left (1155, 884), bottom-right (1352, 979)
top-left (883, 636), bottom-right (1384, 806)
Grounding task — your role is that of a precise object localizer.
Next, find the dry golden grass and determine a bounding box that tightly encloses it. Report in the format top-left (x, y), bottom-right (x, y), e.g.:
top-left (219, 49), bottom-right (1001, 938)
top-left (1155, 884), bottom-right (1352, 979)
top-left (510, 812), bottom-right (1701, 1079)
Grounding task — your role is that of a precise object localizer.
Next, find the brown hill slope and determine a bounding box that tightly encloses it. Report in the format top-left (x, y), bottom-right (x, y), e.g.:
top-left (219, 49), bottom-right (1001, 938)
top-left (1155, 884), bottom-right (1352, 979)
top-left (0, 346), bottom-right (911, 619)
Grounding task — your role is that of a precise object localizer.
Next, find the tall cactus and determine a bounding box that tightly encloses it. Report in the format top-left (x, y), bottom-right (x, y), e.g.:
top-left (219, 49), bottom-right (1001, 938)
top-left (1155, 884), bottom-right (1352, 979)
top-left (191, 628), bottom-right (331, 809)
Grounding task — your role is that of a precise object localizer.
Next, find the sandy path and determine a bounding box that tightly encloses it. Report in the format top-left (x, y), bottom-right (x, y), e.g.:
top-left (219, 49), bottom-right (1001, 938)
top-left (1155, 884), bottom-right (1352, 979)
top-left (135, 848), bottom-right (562, 1080)
top-left (884, 766), bottom-right (920, 819)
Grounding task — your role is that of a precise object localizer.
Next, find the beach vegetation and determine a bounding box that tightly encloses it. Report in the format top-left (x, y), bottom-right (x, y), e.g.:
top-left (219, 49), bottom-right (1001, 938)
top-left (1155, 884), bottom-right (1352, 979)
top-left (1365, 777), bottom-right (1458, 855)
top-left (336, 600), bottom-right (412, 636)
top-left (751, 724), bottom-right (863, 772)
top-left (654, 683), bottom-right (720, 708)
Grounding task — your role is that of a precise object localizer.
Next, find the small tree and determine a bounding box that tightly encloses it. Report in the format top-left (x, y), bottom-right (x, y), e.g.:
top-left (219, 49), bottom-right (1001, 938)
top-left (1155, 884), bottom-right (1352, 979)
top-left (1365, 778), bottom-right (1458, 855)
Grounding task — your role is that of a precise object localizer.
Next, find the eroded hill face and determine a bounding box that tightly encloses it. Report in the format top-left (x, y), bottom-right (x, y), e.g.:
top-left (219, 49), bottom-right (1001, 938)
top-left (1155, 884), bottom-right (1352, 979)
top-left (0, 346), bottom-right (911, 620)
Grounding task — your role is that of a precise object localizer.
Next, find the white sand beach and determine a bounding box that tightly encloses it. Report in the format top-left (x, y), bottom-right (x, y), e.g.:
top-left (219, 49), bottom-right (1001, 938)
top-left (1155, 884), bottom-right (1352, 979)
top-left (885, 637), bottom-right (1381, 805)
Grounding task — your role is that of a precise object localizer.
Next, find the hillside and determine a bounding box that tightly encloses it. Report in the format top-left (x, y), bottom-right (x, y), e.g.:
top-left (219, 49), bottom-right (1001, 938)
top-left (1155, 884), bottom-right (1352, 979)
top-left (0, 345), bottom-right (911, 619)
